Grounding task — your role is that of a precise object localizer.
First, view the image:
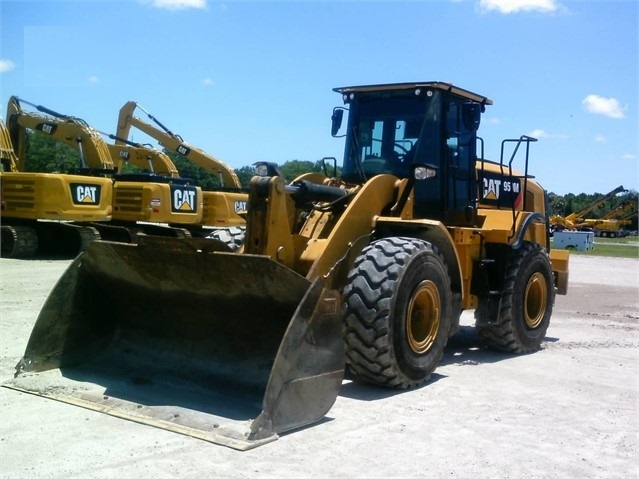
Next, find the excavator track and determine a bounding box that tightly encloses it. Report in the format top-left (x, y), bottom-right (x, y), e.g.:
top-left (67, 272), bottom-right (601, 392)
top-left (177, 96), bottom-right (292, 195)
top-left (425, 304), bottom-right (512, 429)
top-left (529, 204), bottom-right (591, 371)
top-left (34, 223), bottom-right (101, 257)
top-left (0, 224), bottom-right (39, 258)
top-left (0, 222), bottom-right (101, 258)
top-left (1, 219), bottom-right (195, 258)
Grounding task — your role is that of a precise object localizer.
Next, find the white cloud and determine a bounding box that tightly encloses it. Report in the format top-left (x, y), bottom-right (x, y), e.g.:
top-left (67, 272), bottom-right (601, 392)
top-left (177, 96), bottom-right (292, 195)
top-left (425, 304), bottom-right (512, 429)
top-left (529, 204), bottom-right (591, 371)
top-left (88, 75), bottom-right (100, 83)
top-left (527, 129), bottom-right (567, 140)
top-left (478, 0), bottom-right (560, 14)
top-left (582, 94), bottom-right (625, 119)
top-left (594, 134), bottom-right (606, 142)
top-left (528, 128), bottom-right (549, 138)
top-left (622, 153), bottom-right (636, 160)
top-left (0, 59), bottom-right (15, 73)
top-left (147, 0), bottom-right (206, 10)
top-left (202, 77), bottom-right (214, 86)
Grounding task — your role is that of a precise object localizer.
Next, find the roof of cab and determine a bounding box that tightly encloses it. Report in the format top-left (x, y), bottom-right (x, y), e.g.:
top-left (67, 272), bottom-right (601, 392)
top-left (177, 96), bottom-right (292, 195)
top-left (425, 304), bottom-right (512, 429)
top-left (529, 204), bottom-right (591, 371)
top-left (333, 82), bottom-right (493, 105)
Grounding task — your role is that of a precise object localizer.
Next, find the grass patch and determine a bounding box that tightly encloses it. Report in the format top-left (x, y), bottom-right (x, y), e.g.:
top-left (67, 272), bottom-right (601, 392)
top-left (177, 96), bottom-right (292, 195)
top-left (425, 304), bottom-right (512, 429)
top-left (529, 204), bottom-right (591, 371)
top-left (552, 236), bottom-right (639, 259)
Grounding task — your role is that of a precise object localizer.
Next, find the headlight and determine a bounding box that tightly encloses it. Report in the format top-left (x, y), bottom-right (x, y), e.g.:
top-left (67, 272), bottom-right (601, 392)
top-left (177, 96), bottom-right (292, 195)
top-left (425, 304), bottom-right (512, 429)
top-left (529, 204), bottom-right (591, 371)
top-left (414, 166), bottom-right (437, 180)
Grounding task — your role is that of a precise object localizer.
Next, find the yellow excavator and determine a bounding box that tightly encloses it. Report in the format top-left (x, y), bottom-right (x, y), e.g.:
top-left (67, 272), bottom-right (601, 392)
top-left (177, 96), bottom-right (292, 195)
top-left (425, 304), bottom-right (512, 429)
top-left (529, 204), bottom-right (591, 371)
top-left (1, 99), bottom-right (114, 257)
top-left (116, 101), bottom-right (248, 247)
top-left (5, 82), bottom-right (570, 450)
top-left (3, 96), bottom-right (209, 249)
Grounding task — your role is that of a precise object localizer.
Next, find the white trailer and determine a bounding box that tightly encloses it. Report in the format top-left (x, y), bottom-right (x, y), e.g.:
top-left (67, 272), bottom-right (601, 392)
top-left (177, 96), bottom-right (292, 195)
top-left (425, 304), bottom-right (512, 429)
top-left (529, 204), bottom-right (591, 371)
top-left (553, 231), bottom-right (595, 251)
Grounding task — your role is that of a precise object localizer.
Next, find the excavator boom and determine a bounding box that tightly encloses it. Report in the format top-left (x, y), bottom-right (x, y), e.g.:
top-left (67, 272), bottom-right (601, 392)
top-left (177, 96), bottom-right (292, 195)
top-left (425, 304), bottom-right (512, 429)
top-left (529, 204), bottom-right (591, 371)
top-left (116, 101), bottom-right (241, 189)
top-left (6, 96), bottom-right (115, 172)
top-left (115, 101), bottom-right (247, 228)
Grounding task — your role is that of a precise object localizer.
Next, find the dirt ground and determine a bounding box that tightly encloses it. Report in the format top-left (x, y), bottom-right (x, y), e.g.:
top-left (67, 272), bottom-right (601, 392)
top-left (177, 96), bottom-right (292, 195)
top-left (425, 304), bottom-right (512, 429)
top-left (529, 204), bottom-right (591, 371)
top-left (0, 254), bottom-right (637, 479)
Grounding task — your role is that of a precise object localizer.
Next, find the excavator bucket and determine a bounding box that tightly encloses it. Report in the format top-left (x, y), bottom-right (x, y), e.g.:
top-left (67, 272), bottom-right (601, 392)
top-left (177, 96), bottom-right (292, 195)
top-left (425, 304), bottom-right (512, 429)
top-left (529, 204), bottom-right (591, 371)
top-left (3, 237), bottom-right (345, 450)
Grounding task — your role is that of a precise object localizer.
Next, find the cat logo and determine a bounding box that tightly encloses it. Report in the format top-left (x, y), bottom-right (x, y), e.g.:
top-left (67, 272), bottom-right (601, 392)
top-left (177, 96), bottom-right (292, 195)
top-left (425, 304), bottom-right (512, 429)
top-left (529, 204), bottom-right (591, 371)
top-left (480, 172), bottom-right (521, 207)
top-left (70, 183), bottom-right (101, 205)
top-left (176, 144), bottom-right (191, 157)
top-left (36, 122), bottom-right (57, 135)
top-left (171, 185), bottom-right (198, 213)
top-left (483, 178), bottom-right (500, 201)
top-left (234, 201), bottom-right (247, 214)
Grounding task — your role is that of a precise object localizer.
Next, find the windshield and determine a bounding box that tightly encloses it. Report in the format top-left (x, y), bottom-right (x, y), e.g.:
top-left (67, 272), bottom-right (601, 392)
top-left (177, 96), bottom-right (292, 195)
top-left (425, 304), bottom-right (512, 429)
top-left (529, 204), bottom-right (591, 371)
top-left (341, 89), bottom-right (442, 183)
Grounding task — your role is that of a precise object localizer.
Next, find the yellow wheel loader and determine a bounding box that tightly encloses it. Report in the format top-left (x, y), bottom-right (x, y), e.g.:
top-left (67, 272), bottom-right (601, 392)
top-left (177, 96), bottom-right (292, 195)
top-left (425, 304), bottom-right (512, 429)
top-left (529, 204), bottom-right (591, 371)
top-left (4, 82), bottom-right (569, 450)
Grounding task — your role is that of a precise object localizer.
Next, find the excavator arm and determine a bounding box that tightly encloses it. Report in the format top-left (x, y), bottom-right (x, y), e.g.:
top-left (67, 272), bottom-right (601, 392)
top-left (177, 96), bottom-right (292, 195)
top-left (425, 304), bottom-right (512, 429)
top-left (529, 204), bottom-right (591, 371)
top-left (6, 96), bottom-right (115, 172)
top-left (102, 133), bottom-right (180, 178)
top-left (116, 101), bottom-right (241, 188)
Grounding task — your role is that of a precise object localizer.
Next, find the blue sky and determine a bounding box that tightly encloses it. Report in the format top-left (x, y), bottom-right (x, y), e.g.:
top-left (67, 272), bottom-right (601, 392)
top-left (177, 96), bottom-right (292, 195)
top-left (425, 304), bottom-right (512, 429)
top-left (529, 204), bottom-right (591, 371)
top-left (1, 0), bottom-right (637, 195)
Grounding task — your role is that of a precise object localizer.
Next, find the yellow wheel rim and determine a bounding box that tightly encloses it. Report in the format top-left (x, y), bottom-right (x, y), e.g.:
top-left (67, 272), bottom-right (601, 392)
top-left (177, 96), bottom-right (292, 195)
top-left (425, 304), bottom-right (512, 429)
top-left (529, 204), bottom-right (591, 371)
top-left (524, 272), bottom-right (547, 329)
top-left (406, 280), bottom-right (440, 354)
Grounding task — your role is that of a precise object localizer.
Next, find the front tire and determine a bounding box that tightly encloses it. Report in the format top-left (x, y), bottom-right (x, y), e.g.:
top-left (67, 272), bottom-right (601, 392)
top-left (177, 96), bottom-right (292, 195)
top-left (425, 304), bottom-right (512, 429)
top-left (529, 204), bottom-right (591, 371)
top-left (342, 237), bottom-right (452, 388)
top-left (475, 242), bottom-right (555, 353)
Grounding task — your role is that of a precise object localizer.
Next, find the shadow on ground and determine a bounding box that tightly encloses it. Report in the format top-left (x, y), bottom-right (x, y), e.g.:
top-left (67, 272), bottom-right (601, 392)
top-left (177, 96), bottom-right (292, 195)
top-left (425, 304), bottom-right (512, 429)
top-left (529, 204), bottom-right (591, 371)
top-left (339, 326), bottom-right (558, 402)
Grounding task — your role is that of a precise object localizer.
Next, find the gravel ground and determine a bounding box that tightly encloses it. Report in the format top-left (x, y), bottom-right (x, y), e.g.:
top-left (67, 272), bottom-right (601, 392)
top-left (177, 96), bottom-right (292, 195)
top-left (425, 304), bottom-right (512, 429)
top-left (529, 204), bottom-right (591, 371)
top-left (0, 254), bottom-right (637, 479)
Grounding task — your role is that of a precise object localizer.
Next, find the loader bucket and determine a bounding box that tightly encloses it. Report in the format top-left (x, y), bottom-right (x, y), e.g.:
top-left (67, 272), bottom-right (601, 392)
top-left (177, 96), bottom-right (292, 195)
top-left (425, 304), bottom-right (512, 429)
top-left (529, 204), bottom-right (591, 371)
top-left (3, 237), bottom-right (345, 450)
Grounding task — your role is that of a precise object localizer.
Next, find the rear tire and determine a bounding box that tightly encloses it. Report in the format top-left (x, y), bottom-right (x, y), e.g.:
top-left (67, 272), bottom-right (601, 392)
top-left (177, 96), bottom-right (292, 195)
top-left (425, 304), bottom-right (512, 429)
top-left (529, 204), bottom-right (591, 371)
top-left (342, 237), bottom-right (452, 388)
top-left (475, 242), bottom-right (555, 353)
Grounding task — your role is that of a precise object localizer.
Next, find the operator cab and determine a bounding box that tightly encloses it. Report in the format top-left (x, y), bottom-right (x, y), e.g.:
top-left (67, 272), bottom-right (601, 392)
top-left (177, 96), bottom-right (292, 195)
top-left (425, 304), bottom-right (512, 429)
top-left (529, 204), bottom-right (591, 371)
top-left (332, 82), bottom-right (491, 227)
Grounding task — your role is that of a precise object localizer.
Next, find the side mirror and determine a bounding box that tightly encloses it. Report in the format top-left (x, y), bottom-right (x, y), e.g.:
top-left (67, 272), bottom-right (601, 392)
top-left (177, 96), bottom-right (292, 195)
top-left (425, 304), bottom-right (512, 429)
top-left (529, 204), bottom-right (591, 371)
top-left (462, 103), bottom-right (482, 131)
top-left (331, 108), bottom-right (345, 137)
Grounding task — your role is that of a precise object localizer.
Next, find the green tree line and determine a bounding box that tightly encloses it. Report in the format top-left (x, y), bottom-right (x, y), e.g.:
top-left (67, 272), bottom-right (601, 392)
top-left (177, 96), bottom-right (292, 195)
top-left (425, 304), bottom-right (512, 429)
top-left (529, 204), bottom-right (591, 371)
top-left (17, 130), bottom-right (639, 231)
